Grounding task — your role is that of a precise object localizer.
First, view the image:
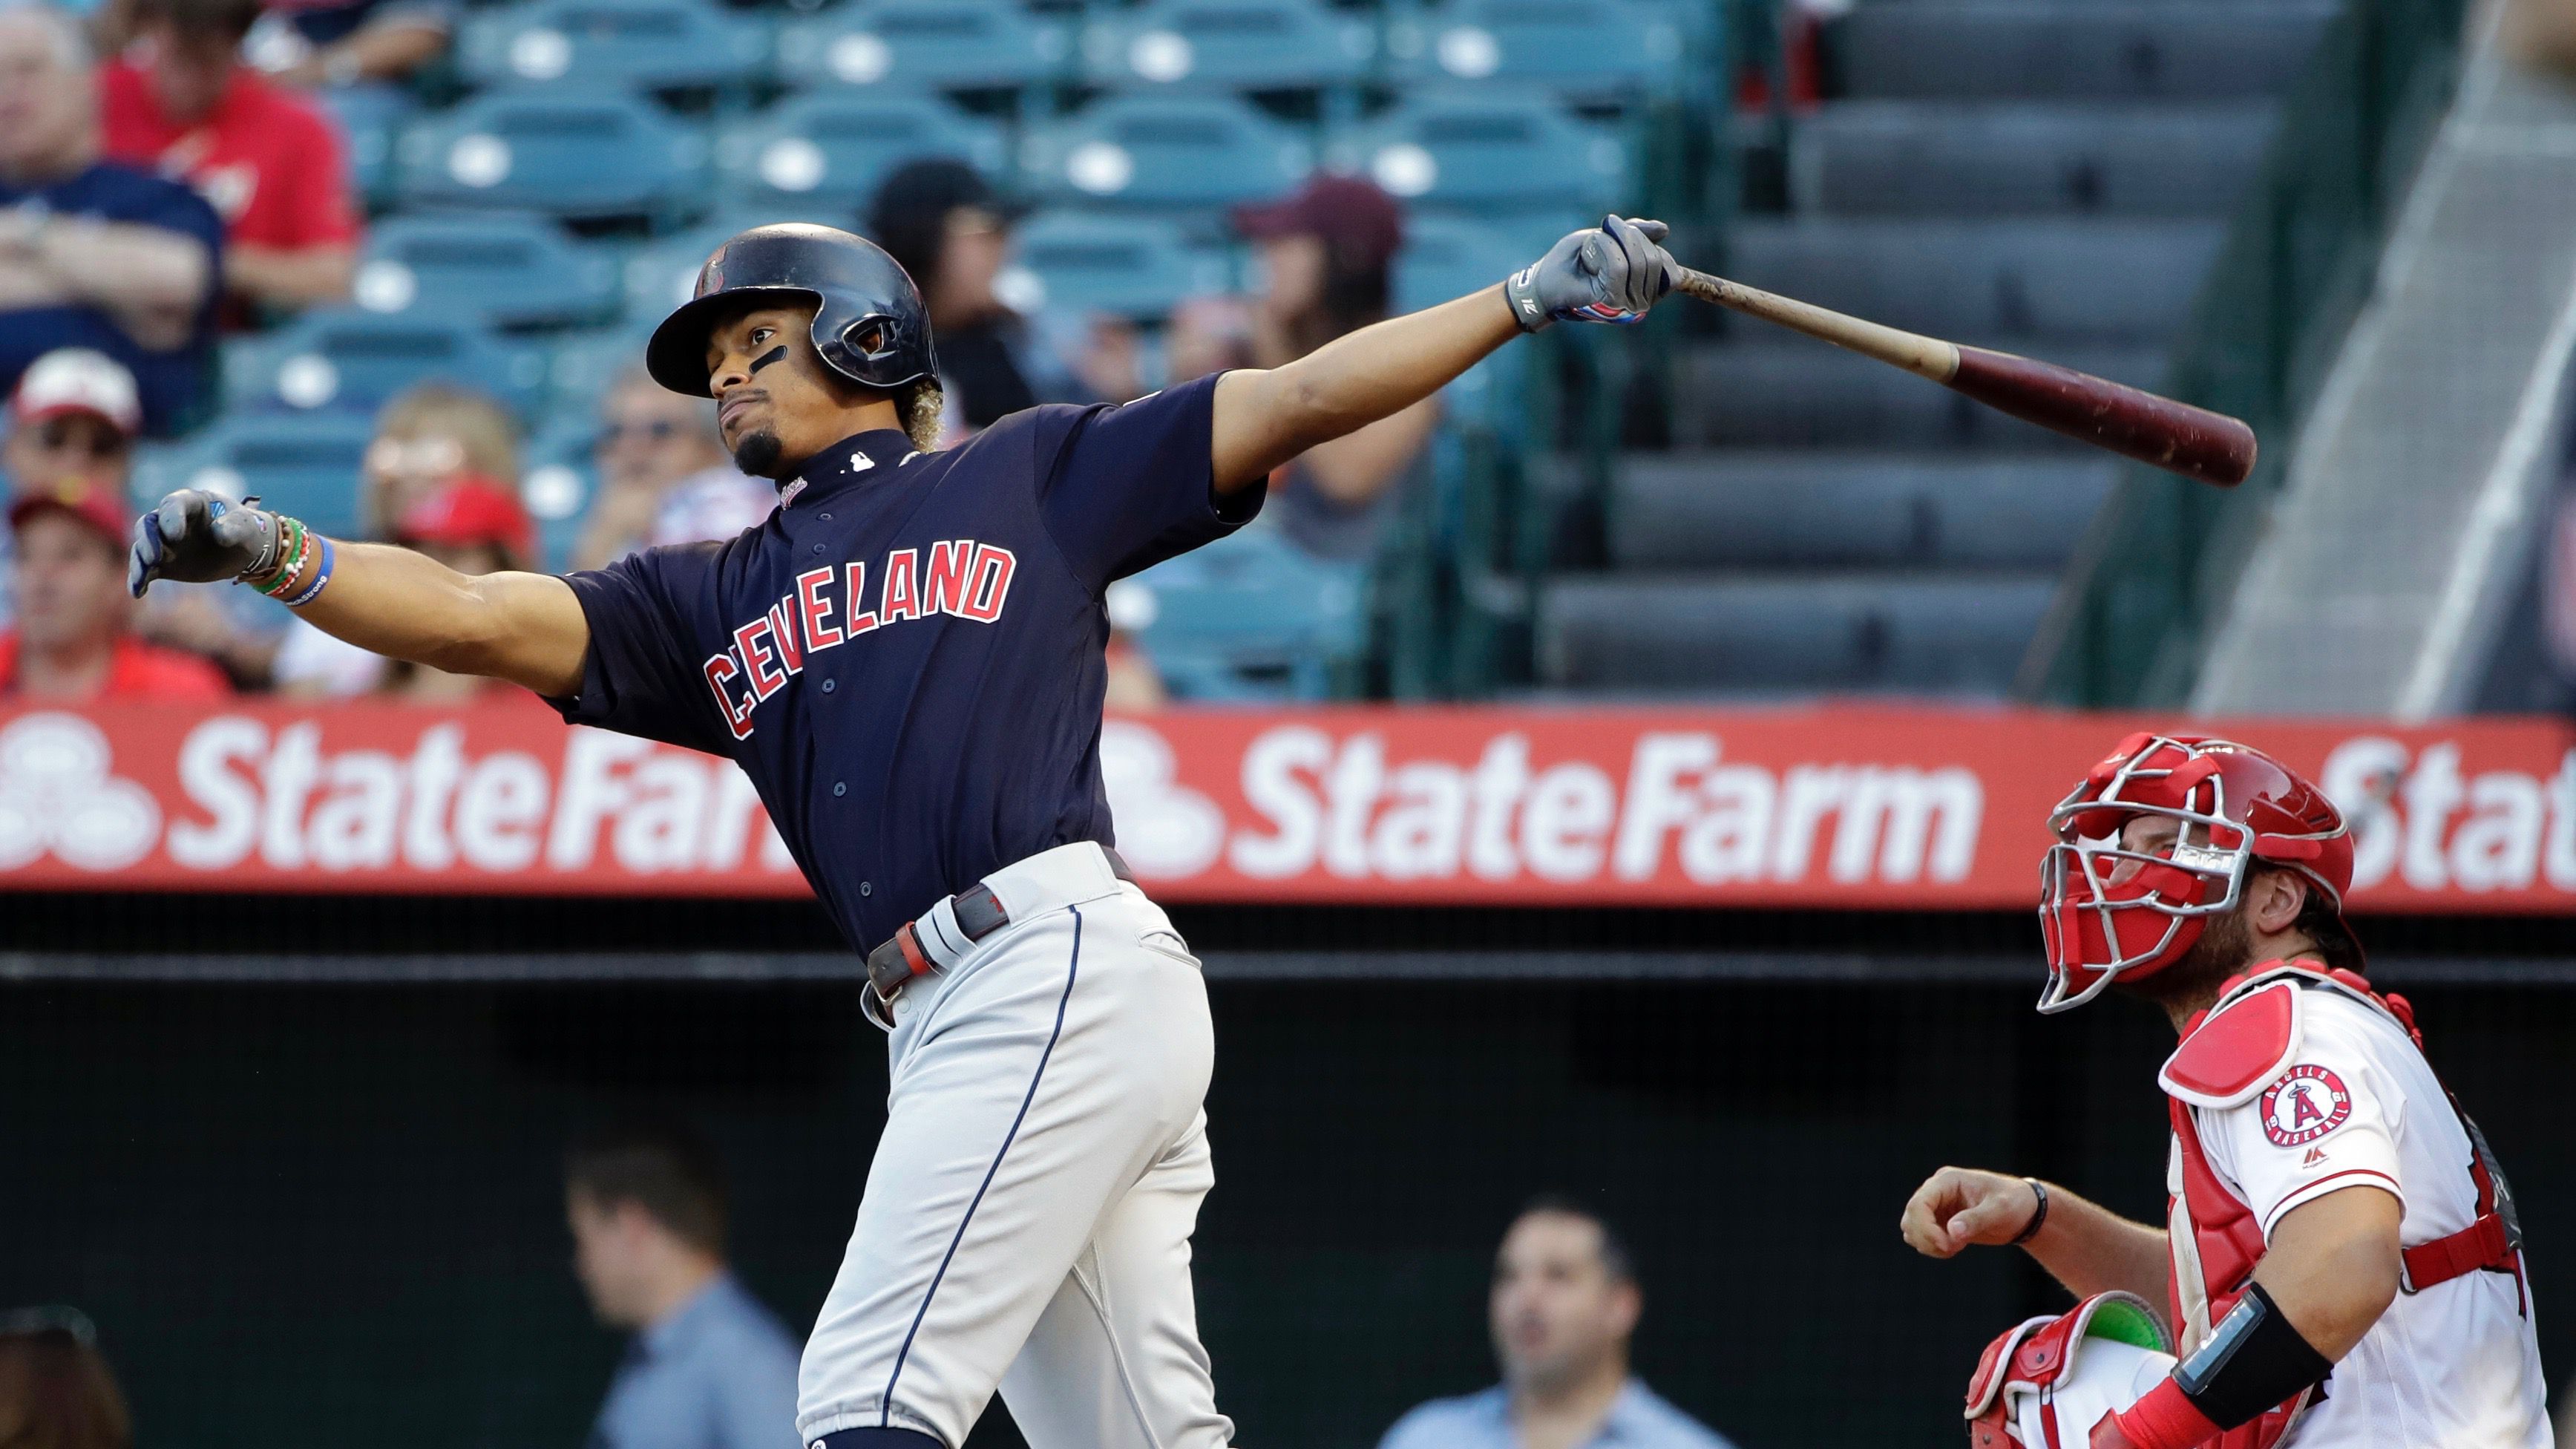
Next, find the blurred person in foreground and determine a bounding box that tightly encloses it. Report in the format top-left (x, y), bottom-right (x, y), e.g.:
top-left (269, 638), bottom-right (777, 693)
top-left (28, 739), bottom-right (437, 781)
top-left (1198, 174), bottom-right (1438, 563)
top-left (0, 2), bottom-right (223, 436)
top-left (4, 459), bottom-right (226, 699)
top-left (1903, 733), bottom-right (2546, 1448)
top-left (1379, 1200), bottom-right (1737, 1449)
top-left (375, 474), bottom-right (533, 702)
top-left (867, 158), bottom-right (1038, 439)
top-left (0, 347), bottom-right (140, 631)
top-left (0, 1309), bottom-right (131, 1449)
top-left (571, 366), bottom-right (770, 571)
top-left (99, 0), bottom-right (361, 316)
top-left (567, 1125), bottom-right (802, 1449)
top-left (275, 380), bottom-right (524, 696)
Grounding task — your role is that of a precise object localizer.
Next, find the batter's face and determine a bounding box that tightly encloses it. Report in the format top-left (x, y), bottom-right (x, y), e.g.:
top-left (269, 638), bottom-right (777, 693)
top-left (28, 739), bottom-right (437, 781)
top-left (704, 304), bottom-right (888, 482)
top-left (1489, 1212), bottom-right (1639, 1396)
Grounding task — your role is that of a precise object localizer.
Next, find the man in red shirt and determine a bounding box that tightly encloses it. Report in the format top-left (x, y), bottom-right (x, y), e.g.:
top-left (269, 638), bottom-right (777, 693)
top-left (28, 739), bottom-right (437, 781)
top-left (100, 0), bottom-right (359, 315)
top-left (4, 471), bottom-right (229, 700)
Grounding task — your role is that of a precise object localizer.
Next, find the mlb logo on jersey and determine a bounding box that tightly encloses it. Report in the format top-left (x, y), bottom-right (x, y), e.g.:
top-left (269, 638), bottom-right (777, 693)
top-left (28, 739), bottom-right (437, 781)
top-left (2261, 1064), bottom-right (2354, 1148)
top-left (701, 537), bottom-right (1018, 739)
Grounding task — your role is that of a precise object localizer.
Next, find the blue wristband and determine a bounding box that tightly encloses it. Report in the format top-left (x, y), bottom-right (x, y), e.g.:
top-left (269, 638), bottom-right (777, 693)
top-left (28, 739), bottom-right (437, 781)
top-left (282, 535), bottom-right (335, 607)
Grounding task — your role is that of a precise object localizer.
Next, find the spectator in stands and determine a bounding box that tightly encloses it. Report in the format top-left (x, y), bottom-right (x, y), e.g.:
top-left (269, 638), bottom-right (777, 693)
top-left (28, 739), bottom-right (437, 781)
top-left (3, 468), bottom-right (229, 699)
top-left (868, 158), bottom-right (1038, 437)
top-left (1378, 1200), bottom-right (1737, 1449)
top-left (0, 347), bottom-right (140, 631)
top-left (275, 380), bottom-right (524, 695)
top-left (0, 1309), bottom-right (131, 1449)
top-left (0, 2), bottom-right (223, 436)
top-left (571, 366), bottom-right (770, 572)
top-left (1205, 174), bottom-right (1438, 561)
top-left (100, 0), bottom-right (361, 316)
top-left (375, 474), bottom-right (532, 702)
top-left (244, 0), bottom-right (448, 88)
top-left (1104, 578), bottom-right (1166, 712)
top-left (566, 1124), bottom-right (802, 1449)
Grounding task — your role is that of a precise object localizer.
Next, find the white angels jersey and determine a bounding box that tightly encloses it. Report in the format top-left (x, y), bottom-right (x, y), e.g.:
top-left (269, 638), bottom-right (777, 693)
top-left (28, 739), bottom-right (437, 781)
top-left (2164, 973), bottom-right (2548, 1447)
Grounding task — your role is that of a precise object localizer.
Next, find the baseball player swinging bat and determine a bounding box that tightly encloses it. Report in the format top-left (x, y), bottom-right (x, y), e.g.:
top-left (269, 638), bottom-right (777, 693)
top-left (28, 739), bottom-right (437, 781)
top-left (1669, 267), bottom-right (2258, 488)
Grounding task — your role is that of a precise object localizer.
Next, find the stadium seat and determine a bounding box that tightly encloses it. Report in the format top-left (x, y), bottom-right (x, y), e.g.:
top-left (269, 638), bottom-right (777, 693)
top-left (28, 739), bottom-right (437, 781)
top-left (1325, 91), bottom-right (1628, 215)
top-left (456, 0), bottom-right (769, 94)
top-left (131, 414), bottom-right (378, 541)
top-left (315, 84), bottom-right (410, 209)
top-left (1128, 526), bottom-right (1366, 699)
top-left (1004, 211), bottom-right (1232, 320)
top-left (352, 213), bottom-right (620, 330)
top-left (519, 419), bottom-right (598, 573)
top-left (1674, 335), bottom-right (2165, 451)
top-left (775, 0), bottom-right (1069, 93)
top-left (225, 310), bottom-right (549, 422)
top-left (1078, 0), bottom-right (1373, 94)
top-left (545, 321), bottom-right (656, 419)
top-left (1792, 102), bottom-right (2276, 219)
top-left (1392, 215), bottom-right (1532, 315)
top-left (1833, 3), bottom-right (2335, 102)
top-left (619, 214), bottom-right (752, 324)
top-left (396, 93), bottom-right (710, 224)
top-left (1387, 0), bottom-right (1682, 102)
top-left (1021, 94), bottom-right (1312, 209)
top-left (1607, 452), bottom-right (2116, 572)
top-left (715, 94), bottom-right (1007, 214)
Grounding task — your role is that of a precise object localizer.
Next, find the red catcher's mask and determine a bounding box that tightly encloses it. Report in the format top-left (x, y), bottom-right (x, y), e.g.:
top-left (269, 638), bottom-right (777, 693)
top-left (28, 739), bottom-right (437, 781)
top-left (2036, 733), bottom-right (2356, 1013)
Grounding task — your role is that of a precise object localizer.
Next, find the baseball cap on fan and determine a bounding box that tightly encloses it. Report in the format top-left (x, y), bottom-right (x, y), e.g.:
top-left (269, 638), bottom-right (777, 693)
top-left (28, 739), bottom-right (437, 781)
top-left (10, 349), bottom-right (144, 436)
top-left (1231, 173), bottom-right (1404, 272)
top-left (394, 474), bottom-right (537, 570)
top-left (8, 474), bottom-right (133, 549)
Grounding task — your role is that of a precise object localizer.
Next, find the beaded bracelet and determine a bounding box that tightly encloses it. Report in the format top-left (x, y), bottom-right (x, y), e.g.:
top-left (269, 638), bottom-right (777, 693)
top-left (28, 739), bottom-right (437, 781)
top-left (249, 516), bottom-right (310, 598)
top-left (281, 536), bottom-right (335, 608)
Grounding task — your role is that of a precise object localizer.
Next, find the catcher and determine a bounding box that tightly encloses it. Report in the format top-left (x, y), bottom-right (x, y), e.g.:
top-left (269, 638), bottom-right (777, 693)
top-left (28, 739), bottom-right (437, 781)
top-left (1903, 733), bottom-right (2547, 1448)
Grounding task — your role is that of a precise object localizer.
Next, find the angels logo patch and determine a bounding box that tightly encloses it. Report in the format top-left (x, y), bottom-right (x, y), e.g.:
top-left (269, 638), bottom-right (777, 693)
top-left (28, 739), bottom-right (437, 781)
top-left (2261, 1064), bottom-right (2353, 1148)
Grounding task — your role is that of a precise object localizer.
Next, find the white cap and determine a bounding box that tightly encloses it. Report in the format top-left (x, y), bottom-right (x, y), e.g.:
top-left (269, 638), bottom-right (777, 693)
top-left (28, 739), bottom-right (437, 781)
top-left (12, 349), bottom-right (142, 436)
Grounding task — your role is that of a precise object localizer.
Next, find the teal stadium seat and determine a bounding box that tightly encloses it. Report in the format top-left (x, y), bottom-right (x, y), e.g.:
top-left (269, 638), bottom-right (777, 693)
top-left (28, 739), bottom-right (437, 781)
top-left (1326, 90), bottom-right (1628, 216)
top-left (775, 0), bottom-right (1069, 93)
top-left (457, 0), bottom-right (769, 94)
top-left (1392, 214), bottom-right (1533, 315)
top-left (1021, 94), bottom-right (1312, 209)
top-left (353, 213), bottom-right (620, 330)
top-left (545, 321), bottom-right (658, 419)
top-left (715, 95), bottom-right (1007, 213)
top-left (519, 419), bottom-right (599, 573)
top-left (1078, 0), bottom-right (1374, 94)
top-left (396, 93), bottom-right (710, 223)
top-left (1006, 211), bottom-right (1232, 320)
top-left (315, 84), bottom-right (409, 209)
top-left (225, 310), bottom-right (548, 421)
top-left (1389, 0), bottom-right (1683, 104)
top-left (131, 416), bottom-right (378, 542)
top-left (1127, 527), bottom-right (1366, 700)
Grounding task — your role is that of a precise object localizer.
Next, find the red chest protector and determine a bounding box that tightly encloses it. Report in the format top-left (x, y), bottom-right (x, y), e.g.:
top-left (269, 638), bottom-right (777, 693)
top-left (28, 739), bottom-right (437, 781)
top-left (2158, 963), bottom-right (2526, 1449)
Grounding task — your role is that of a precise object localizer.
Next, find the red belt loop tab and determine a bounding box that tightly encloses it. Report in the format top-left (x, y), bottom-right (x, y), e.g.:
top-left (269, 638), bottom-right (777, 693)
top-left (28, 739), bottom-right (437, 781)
top-left (2399, 1212), bottom-right (2518, 1295)
top-left (894, 922), bottom-right (934, 980)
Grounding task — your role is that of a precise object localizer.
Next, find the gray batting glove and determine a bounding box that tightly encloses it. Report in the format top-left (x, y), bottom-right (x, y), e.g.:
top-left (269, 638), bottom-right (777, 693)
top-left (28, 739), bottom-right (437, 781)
top-left (128, 490), bottom-right (283, 598)
top-left (1503, 215), bottom-right (1680, 331)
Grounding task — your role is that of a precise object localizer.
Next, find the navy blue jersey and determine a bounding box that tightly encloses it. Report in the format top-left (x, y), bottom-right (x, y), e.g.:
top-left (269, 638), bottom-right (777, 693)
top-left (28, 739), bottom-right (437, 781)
top-left (551, 373), bottom-right (1257, 950)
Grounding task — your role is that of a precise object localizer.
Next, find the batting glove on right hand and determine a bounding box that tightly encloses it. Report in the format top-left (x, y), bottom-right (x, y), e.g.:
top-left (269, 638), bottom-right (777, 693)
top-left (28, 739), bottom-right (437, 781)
top-left (129, 490), bottom-right (283, 598)
top-left (1504, 215), bottom-right (1679, 331)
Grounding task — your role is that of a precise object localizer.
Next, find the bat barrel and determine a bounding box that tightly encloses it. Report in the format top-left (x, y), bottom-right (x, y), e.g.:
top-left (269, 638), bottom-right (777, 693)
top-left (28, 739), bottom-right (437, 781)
top-left (1947, 347), bottom-right (2256, 488)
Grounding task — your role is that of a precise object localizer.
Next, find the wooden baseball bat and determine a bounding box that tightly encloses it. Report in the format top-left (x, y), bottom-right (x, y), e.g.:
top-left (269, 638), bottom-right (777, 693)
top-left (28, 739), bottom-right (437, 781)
top-left (1672, 267), bottom-right (2255, 488)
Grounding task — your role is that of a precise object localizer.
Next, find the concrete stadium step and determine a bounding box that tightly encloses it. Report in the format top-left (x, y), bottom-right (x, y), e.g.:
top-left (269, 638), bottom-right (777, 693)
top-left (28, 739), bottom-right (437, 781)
top-left (1726, 217), bottom-right (2223, 344)
top-left (1607, 451), bottom-right (2115, 571)
top-left (1536, 572), bottom-right (2060, 693)
top-left (1833, 2), bottom-right (2336, 102)
top-left (1673, 335), bottom-right (2168, 449)
top-left (1792, 102), bottom-right (2277, 218)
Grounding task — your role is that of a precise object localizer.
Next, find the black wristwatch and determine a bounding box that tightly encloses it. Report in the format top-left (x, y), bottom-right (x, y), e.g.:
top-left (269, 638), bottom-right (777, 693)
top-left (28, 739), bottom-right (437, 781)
top-left (2008, 1178), bottom-right (2051, 1246)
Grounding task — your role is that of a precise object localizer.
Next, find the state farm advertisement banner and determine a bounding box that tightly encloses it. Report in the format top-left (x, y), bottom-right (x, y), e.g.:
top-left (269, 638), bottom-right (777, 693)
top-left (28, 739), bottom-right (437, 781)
top-left (4, 701), bottom-right (2576, 912)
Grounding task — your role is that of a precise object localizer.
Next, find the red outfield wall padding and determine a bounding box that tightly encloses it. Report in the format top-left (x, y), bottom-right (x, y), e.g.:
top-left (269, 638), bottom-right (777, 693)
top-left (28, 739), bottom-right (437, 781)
top-left (3, 700), bottom-right (2575, 911)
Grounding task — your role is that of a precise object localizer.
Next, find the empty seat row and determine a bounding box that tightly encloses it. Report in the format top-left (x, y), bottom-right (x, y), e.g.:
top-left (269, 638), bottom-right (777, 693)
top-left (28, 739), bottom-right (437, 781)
top-left (1606, 451), bottom-right (2114, 572)
top-left (447, 0), bottom-right (1694, 99)
top-left (1832, 2), bottom-right (2337, 102)
top-left (380, 89), bottom-right (1630, 223)
top-left (1790, 102), bottom-right (2278, 220)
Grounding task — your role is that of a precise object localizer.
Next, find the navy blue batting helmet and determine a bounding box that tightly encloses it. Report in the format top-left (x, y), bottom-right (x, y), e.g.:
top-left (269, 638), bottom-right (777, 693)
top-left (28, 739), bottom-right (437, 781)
top-left (644, 223), bottom-right (938, 399)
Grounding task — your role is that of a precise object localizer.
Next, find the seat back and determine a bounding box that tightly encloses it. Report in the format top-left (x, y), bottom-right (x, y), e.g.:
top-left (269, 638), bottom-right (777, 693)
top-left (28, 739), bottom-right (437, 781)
top-left (1393, 0), bottom-right (1681, 99)
top-left (458, 0), bottom-right (769, 92)
top-left (133, 415), bottom-right (379, 541)
top-left (1328, 90), bottom-right (1627, 214)
top-left (353, 212), bottom-right (620, 330)
top-left (1080, 0), bottom-right (1372, 91)
top-left (397, 92), bottom-right (710, 222)
top-left (716, 95), bottom-right (1006, 212)
top-left (1007, 211), bottom-right (1233, 319)
top-left (1129, 529), bottom-right (1366, 699)
top-left (1023, 94), bottom-right (1311, 207)
top-left (226, 310), bottom-right (548, 422)
top-left (776, 0), bottom-right (1068, 91)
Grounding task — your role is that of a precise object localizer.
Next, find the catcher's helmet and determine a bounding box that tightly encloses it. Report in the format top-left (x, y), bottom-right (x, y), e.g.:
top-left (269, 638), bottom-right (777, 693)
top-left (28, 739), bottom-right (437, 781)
top-left (644, 223), bottom-right (937, 399)
top-left (2036, 733), bottom-right (2356, 1013)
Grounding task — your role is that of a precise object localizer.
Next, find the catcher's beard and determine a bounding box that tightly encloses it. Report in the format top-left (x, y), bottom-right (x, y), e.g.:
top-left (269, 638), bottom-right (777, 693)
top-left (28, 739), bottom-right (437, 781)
top-left (2119, 898), bottom-right (2255, 1014)
top-left (732, 428), bottom-right (785, 479)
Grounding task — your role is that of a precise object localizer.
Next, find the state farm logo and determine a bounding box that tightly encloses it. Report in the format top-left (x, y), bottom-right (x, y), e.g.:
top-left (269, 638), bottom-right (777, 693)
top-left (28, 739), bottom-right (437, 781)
top-left (0, 713), bottom-right (163, 871)
top-left (2321, 738), bottom-right (2576, 893)
top-left (1100, 721), bottom-right (1225, 877)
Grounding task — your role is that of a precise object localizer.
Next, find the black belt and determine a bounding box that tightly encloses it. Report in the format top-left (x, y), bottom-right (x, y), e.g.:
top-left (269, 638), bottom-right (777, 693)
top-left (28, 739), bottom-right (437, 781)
top-left (865, 847), bottom-right (1135, 1007)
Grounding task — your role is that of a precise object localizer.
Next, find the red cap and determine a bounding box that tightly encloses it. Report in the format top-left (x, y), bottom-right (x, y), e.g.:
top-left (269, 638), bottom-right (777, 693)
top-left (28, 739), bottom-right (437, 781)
top-left (9, 473), bottom-right (133, 549)
top-left (1232, 173), bottom-right (1403, 273)
top-left (12, 348), bottom-right (143, 436)
top-left (395, 474), bottom-right (535, 567)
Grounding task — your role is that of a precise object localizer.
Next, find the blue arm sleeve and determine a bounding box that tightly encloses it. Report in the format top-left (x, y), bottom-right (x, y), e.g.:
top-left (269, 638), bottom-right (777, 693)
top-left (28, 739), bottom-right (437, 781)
top-left (1036, 370), bottom-right (1263, 591)
top-left (550, 543), bottom-right (738, 757)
